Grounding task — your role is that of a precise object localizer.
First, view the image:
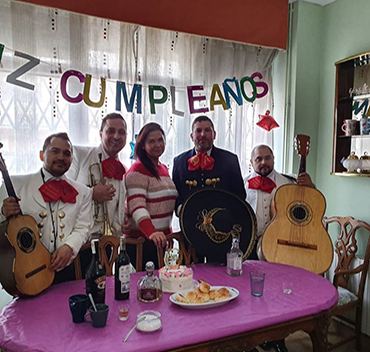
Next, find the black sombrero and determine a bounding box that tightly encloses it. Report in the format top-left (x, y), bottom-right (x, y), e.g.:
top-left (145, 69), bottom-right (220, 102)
top-left (180, 188), bottom-right (257, 263)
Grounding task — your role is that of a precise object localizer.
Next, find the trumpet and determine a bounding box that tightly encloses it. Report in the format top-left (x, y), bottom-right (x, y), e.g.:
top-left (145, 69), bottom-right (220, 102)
top-left (88, 153), bottom-right (115, 236)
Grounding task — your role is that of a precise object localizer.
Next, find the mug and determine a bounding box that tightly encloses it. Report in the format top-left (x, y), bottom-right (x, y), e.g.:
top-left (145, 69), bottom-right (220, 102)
top-left (360, 118), bottom-right (369, 135)
top-left (69, 294), bottom-right (89, 324)
top-left (85, 303), bottom-right (109, 328)
top-left (341, 119), bottom-right (359, 136)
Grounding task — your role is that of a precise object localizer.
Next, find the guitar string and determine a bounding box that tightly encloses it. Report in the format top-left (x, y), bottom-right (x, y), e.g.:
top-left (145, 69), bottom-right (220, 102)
top-left (40, 169), bottom-right (58, 252)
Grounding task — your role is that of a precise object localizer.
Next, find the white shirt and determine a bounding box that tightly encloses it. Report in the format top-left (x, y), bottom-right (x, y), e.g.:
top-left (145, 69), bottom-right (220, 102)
top-left (244, 170), bottom-right (295, 237)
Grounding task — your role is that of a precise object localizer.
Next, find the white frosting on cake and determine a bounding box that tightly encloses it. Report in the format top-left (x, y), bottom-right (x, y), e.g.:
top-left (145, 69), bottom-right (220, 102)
top-left (159, 265), bottom-right (194, 293)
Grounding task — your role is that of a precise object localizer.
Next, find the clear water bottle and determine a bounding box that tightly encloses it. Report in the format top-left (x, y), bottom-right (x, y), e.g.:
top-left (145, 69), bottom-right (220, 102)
top-left (226, 238), bottom-right (243, 276)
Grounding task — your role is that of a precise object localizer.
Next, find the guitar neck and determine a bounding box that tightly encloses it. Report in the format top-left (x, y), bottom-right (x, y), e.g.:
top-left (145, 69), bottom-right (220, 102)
top-left (298, 155), bottom-right (307, 175)
top-left (2, 169), bottom-right (22, 215)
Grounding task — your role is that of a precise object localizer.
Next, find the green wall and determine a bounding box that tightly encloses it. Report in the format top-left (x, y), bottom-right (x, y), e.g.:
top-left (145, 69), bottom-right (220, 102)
top-left (290, 0), bottom-right (370, 251)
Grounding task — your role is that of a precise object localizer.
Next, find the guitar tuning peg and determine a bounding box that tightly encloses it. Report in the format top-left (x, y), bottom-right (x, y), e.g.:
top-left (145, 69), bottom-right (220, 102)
top-left (38, 222), bottom-right (44, 228)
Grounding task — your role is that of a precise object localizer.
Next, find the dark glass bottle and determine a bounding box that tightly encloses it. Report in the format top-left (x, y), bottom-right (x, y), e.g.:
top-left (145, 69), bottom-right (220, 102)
top-left (85, 239), bottom-right (106, 304)
top-left (114, 236), bottom-right (131, 300)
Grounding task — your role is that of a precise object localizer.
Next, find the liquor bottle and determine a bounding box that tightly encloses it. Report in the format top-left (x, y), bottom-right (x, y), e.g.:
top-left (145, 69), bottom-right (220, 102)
top-left (226, 237), bottom-right (243, 276)
top-left (137, 261), bottom-right (162, 303)
top-left (85, 239), bottom-right (106, 304)
top-left (114, 236), bottom-right (131, 300)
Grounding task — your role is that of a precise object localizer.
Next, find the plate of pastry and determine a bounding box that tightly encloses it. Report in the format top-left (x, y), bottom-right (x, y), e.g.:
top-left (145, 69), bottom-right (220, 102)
top-left (169, 282), bottom-right (239, 309)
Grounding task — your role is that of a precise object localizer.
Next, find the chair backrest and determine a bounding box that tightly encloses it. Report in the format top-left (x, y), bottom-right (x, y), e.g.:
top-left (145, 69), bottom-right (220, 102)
top-left (157, 231), bottom-right (197, 268)
top-left (74, 235), bottom-right (145, 279)
top-left (323, 216), bottom-right (370, 299)
top-left (99, 236), bottom-right (120, 276)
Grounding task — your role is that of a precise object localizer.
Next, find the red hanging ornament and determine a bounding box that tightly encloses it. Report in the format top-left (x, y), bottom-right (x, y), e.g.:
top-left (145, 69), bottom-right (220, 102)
top-left (256, 110), bottom-right (279, 131)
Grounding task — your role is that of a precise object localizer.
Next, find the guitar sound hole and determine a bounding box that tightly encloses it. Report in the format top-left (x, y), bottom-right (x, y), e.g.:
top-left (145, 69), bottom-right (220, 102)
top-left (17, 228), bottom-right (36, 253)
top-left (289, 204), bottom-right (310, 225)
top-left (292, 207), bottom-right (307, 221)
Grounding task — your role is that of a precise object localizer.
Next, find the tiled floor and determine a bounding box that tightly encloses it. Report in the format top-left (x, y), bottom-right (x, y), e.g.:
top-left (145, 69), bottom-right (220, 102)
top-left (256, 319), bottom-right (370, 352)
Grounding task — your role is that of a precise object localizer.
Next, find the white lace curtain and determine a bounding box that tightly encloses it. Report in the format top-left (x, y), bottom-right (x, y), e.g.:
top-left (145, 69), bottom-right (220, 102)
top-left (0, 0), bottom-right (278, 177)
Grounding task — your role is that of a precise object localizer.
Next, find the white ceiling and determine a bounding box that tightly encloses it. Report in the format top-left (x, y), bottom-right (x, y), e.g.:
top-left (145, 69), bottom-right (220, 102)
top-left (289, 0), bottom-right (336, 5)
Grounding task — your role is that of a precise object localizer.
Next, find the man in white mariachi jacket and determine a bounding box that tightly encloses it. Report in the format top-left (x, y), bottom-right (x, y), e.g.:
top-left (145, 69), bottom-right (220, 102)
top-left (0, 132), bottom-right (93, 283)
top-left (245, 144), bottom-right (314, 240)
top-left (66, 113), bottom-right (127, 237)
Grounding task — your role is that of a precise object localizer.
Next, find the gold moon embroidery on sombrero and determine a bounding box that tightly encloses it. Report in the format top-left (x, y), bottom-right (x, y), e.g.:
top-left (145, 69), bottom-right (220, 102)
top-left (196, 208), bottom-right (242, 243)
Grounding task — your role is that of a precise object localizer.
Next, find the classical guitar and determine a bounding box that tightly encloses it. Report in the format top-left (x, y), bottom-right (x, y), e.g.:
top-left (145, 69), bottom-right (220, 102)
top-left (0, 144), bottom-right (54, 296)
top-left (261, 135), bottom-right (333, 274)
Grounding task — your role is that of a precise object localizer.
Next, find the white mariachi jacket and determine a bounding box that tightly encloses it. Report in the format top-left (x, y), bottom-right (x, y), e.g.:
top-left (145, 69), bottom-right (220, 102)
top-left (66, 144), bottom-right (126, 237)
top-left (244, 169), bottom-right (295, 237)
top-left (0, 169), bottom-right (93, 261)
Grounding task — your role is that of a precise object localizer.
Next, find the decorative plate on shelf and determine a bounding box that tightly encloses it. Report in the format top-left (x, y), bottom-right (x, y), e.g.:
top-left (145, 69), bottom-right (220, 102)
top-left (169, 286), bottom-right (239, 309)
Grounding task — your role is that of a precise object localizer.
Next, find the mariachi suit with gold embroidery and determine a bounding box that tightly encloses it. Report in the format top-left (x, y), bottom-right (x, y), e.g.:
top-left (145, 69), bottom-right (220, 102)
top-left (172, 146), bottom-right (246, 213)
top-left (0, 169), bottom-right (93, 262)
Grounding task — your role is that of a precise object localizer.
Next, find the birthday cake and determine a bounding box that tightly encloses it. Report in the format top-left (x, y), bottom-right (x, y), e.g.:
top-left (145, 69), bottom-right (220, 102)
top-left (159, 265), bottom-right (194, 293)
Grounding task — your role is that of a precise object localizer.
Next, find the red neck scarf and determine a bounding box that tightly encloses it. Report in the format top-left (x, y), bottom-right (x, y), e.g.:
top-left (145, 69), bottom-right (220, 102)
top-left (188, 153), bottom-right (215, 171)
top-left (101, 158), bottom-right (125, 180)
top-left (248, 176), bottom-right (276, 194)
top-left (39, 180), bottom-right (79, 203)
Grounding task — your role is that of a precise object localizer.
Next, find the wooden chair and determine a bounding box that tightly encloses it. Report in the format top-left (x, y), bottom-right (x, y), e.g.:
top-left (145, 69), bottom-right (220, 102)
top-left (323, 216), bottom-right (370, 351)
top-left (157, 231), bottom-right (198, 268)
top-left (73, 235), bottom-right (145, 279)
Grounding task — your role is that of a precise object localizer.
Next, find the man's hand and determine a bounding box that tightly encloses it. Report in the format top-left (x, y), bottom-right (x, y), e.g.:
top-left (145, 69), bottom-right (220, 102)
top-left (121, 217), bottom-right (134, 234)
top-left (297, 172), bottom-right (315, 188)
top-left (1, 197), bottom-right (21, 218)
top-left (149, 231), bottom-right (167, 248)
top-left (93, 182), bottom-right (116, 202)
top-left (50, 244), bottom-right (73, 271)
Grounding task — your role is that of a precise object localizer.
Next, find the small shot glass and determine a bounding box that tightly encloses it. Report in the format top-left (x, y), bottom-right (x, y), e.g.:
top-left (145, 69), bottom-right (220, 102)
top-left (118, 303), bottom-right (130, 321)
top-left (283, 282), bottom-right (293, 295)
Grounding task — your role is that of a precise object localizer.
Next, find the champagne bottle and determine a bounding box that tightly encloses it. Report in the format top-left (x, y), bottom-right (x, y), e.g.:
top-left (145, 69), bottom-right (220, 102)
top-left (85, 239), bottom-right (106, 304)
top-left (114, 236), bottom-right (131, 300)
top-left (226, 237), bottom-right (243, 276)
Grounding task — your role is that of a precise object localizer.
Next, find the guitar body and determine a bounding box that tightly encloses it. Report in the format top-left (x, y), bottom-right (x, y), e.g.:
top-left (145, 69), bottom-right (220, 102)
top-left (0, 214), bottom-right (55, 296)
top-left (262, 184), bottom-right (333, 274)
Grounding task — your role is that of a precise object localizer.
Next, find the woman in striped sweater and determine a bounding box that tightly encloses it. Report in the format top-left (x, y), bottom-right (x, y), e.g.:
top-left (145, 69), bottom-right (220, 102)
top-left (125, 122), bottom-right (178, 268)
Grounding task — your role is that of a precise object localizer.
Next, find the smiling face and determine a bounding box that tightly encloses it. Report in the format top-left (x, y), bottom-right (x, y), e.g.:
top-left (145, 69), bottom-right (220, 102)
top-left (40, 137), bottom-right (73, 177)
top-left (191, 121), bottom-right (216, 153)
top-left (100, 118), bottom-right (127, 158)
top-left (250, 146), bottom-right (275, 176)
top-left (144, 130), bottom-right (165, 163)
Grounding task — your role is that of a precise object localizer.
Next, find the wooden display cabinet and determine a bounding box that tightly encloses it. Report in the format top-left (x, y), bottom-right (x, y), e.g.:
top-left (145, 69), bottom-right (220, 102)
top-left (332, 51), bottom-right (370, 176)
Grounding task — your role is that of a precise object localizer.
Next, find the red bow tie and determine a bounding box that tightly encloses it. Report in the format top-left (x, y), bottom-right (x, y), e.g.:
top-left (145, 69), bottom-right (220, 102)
top-left (248, 176), bottom-right (276, 194)
top-left (188, 153), bottom-right (215, 171)
top-left (101, 158), bottom-right (125, 180)
top-left (39, 180), bottom-right (79, 203)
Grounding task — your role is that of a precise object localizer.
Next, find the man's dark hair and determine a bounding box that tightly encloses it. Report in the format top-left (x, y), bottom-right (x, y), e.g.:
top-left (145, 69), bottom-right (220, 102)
top-left (135, 122), bottom-right (165, 179)
top-left (42, 132), bottom-right (72, 152)
top-left (191, 115), bottom-right (214, 131)
top-left (100, 113), bottom-right (127, 132)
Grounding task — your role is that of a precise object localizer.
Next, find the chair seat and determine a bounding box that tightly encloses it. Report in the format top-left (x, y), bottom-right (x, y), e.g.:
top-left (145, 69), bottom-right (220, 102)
top-left (337, 286), bottom-right (358, 306)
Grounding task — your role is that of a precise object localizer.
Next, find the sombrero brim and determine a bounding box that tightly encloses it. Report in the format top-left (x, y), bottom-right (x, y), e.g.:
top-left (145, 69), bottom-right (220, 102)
top-left (180, 188), bottom-right (257, 263)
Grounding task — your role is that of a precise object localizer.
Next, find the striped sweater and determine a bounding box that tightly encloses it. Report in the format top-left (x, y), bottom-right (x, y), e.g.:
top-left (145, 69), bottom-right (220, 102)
top-left (125, 160), bottom-right (178, 239)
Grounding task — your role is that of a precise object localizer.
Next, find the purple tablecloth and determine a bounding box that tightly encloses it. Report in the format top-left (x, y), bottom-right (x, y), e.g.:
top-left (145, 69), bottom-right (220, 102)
top-left (0, 261), bottom-right (338, 352)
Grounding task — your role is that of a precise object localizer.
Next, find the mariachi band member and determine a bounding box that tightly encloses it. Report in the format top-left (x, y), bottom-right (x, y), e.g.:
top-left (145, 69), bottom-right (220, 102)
top-left (67, 113), bottom-right (128, 238)
top-left (172, 115), bottom-right (246, 214)
top-left (0, 132), bottom-right (92, 284)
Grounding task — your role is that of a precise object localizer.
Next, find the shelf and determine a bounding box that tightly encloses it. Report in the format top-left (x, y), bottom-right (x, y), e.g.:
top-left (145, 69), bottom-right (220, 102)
top-left (338, 134), bottom-right (370, 138)
top-left (331, 172), bottom-right (370, 177)
top-left (338, 96), bottom-right (352, 102)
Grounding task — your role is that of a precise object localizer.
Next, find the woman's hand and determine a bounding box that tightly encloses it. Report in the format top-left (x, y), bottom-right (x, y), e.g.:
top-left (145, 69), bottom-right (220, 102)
top-left (149, 231), bottom-right (167, 247)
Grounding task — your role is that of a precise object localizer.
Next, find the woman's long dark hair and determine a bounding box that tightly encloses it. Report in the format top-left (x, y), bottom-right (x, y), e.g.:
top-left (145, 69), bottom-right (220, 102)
top-left (134, 122), bottom-right (166, 179)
